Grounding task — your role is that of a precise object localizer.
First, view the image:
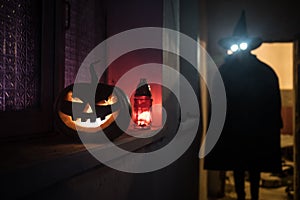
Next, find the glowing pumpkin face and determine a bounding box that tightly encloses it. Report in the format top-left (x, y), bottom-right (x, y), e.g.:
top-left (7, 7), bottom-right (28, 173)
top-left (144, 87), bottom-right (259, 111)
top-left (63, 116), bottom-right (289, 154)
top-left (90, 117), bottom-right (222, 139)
top-left (54, 83), bottom-right (131, 141)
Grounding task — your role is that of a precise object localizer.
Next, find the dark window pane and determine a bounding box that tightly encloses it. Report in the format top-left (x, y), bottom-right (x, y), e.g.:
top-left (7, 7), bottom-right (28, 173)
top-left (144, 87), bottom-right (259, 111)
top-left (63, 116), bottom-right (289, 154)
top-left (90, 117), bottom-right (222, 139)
top-left (0, 0), bottom-right (41, 111)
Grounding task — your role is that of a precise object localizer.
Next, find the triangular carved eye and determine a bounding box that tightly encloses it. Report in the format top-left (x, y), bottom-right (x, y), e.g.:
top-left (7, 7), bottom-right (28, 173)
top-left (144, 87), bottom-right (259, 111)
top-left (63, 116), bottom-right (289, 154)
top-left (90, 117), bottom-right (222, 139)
top-left (96, 95), bottom-right (117, 106)
top-left (72, 97), bottom-right (83, 103)
top-left (65, 91), bottom-right (83, 103)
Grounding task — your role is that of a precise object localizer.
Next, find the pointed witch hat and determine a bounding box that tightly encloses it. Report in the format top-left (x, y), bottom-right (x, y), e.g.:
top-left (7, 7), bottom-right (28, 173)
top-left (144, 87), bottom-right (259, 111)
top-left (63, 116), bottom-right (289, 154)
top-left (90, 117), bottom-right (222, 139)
top-left (218, 10), bottom-right (262, 50)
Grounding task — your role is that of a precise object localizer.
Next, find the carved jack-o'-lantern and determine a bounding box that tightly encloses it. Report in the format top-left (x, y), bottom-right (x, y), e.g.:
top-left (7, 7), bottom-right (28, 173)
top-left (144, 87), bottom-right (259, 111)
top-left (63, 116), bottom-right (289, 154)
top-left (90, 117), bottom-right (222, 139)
top-left (54, 66), bottom-right (131, 141)
top-left (54, 83), bottom-right (131, 140)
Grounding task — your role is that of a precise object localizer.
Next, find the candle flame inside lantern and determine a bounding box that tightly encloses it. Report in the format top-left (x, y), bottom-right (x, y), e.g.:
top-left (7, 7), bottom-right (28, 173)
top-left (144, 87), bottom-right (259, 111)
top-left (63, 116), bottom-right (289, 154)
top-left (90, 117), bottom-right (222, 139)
top-left (133, 78), bottom-right (153, 129)
top-left (137, 111), bottom-right (152, 126)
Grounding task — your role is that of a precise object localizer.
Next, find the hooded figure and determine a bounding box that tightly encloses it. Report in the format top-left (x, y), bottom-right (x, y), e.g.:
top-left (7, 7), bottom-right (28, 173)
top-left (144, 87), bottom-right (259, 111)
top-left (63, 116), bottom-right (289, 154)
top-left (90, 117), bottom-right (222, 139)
top-left (204, 10), bottom-right (283, 200)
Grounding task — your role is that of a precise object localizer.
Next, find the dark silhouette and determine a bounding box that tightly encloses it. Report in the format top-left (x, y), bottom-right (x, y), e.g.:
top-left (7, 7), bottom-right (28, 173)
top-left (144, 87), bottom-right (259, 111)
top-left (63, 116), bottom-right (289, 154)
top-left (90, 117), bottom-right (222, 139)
top-left (204, 10), bottom-right (283, 200)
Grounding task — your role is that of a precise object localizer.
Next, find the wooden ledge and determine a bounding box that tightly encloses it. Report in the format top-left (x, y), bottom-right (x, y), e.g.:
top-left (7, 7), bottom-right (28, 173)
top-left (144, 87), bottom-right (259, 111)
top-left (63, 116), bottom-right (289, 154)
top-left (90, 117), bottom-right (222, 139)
top-left (1, 128), bottom-right (164, 199)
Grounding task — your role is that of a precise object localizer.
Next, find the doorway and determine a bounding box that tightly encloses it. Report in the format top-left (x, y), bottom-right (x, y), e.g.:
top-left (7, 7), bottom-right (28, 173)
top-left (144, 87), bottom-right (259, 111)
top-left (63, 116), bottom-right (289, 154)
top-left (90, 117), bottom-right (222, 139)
top-left (252, 41), bottom-right (300, 200)
top-left (231, 42), bottom-right (295, 199)
top-left (217, 42), bottom-right (296, 200)
top-left (204, 42), bottom-right (297, 200)
top-left (251, 42), bottom-right (294, 199)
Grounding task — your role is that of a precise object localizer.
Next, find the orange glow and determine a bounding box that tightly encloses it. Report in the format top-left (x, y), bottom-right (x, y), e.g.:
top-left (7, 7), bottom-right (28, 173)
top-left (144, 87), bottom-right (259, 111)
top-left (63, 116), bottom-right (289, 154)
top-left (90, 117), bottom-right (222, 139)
top-left (58, 112), bottom-right (117, 132)
top-left (252, 42), bottom-right (293, 90)
top-left (59, 91), bottom-right (119, 132)
top-left (74, 115), bottom-right (113, 128)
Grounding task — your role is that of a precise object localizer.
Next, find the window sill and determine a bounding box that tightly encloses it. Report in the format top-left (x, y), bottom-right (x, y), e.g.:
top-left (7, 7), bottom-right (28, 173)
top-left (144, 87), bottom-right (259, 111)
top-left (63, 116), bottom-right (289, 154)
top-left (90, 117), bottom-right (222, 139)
top-left (1, 128), bottom-right (164, 199)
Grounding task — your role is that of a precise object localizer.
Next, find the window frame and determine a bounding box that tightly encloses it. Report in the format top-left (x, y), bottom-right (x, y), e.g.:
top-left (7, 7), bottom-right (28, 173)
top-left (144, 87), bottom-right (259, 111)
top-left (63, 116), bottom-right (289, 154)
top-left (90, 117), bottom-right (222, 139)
top-left (0, 0), bottom-right (64, 139)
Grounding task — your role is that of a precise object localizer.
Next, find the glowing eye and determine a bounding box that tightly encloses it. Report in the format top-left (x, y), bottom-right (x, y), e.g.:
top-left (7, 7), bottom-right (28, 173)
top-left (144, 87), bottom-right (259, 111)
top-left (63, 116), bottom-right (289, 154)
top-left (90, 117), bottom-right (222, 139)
top-left (239, 42), bottom-right (248, 50)
top-left (230, 44), bottom-right (239, 52)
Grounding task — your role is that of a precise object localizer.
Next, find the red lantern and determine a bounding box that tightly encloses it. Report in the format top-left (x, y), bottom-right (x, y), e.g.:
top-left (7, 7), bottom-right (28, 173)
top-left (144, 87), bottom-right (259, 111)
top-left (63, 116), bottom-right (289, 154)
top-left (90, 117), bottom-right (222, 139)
top-left (133, 78), bottom-right (153, 129)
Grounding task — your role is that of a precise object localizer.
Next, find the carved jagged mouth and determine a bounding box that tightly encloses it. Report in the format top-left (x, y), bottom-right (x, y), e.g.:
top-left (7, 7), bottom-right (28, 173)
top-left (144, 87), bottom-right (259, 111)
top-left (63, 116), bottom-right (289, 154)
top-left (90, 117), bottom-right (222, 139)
top-left (73, 115), bottom-right (112, 128)
top-left (58, 111), bottom-right (118, 133)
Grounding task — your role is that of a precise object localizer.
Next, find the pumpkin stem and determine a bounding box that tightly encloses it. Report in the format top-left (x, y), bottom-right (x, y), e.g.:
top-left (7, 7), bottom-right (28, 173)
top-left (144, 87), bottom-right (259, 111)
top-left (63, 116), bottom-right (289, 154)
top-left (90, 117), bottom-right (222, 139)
top-left (90, 60), bottom-right (101, 84)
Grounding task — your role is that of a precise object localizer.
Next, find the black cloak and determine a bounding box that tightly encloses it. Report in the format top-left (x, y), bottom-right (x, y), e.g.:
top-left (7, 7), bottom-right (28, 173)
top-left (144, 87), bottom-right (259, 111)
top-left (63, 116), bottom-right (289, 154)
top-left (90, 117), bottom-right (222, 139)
top-left (204, 53), bottom-right (283, 173)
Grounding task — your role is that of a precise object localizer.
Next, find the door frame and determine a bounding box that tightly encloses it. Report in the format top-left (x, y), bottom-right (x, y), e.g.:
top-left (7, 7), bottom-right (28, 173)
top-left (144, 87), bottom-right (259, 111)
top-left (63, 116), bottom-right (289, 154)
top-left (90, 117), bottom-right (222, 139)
top-left (293, 38), bottom-right (300, 200)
